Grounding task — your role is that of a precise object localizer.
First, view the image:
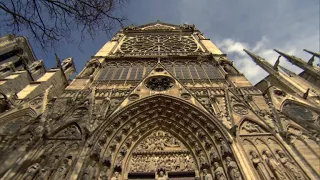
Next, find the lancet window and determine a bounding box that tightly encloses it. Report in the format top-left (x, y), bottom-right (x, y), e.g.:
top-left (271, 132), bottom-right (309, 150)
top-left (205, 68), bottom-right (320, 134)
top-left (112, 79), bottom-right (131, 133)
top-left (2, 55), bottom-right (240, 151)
top-left (162, 61), bottom-right (223, 81)
top-left (97, 61), bottom-right (157, 81)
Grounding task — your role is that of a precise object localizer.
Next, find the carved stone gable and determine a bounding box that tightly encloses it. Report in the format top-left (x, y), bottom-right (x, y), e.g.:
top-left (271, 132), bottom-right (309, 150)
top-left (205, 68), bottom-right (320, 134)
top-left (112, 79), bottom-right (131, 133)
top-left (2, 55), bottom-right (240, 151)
top-left (49, 124), bottom-right (82, 140)
top-left (240, 121), bottom-right (268, 135)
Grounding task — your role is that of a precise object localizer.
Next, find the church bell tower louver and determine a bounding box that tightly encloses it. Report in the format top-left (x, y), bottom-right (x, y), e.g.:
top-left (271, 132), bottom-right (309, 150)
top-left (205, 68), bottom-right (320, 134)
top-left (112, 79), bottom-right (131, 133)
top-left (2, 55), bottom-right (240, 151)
top-left (0, 21), bottom-right (319, 180)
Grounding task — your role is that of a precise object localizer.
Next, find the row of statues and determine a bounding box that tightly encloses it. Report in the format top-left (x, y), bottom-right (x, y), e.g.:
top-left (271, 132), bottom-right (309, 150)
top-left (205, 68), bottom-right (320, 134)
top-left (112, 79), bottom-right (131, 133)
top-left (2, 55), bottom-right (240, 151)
top-left (251, 150), bottom-right (305, 180)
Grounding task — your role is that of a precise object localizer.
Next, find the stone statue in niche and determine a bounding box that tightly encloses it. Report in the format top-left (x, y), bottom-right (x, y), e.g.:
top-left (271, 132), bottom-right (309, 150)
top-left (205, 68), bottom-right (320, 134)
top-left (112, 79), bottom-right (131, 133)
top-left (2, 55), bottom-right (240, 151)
top-left (199, 152), bottom-right (207, 167)
top-left (38, 168), bottom-right (49, 180)
top-left (23, 163), bottom-right (40, 180)
top-left (111, 171), bottom-right (120, 180)
top-left (186, 157), bottom-right (194, 171)
top-left (115, 154), bottom-right (124, 168)
top-left (53, 155), bottom-right (73, 179)
top-left (82, 161), bottom-right (96, 180)
top-left (226, 156), bottom-right (242, 180)
top-left (203, 168), bottom-right (214, 180)
top-left (276, 150), bottom-right (305, 180)
top-left (210, 147), bottom-right (220, 163)
top-left (214, 162), bottom-right (227, 180)
top-left (221, 141), bottom-right (232, 157)
top-left (250, 151), bottom-right (271, 180)
top-left (214, 131), bottom-right (223, 141)
top-left (81, 62), bottom-right (99, 78)
top-left (263, 150), bottom-right (288, 180)
top-left (222, 62), bottom-right (238, 74)
top-left (157, 170), bottom-right (168, 180)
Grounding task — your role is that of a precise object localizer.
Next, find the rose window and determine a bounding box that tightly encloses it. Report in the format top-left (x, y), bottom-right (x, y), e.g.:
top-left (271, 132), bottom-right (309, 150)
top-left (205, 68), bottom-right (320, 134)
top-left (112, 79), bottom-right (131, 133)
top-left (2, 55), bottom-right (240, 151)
top-left (145, 76), bottom-right (175, 91)
top-left (118, 34), bottom-right (199, 54)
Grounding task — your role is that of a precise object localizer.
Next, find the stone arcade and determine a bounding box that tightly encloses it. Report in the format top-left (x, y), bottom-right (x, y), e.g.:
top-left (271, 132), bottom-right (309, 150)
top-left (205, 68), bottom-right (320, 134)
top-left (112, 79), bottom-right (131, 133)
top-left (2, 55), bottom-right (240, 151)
top-left (0, 21), bottom-right (319, 180)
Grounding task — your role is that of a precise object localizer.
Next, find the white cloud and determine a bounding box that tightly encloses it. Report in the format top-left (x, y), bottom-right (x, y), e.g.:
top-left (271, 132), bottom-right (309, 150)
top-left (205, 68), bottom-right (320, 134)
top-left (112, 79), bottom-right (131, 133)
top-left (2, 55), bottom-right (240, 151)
top-left (217, 34), bottom-right (319, 84)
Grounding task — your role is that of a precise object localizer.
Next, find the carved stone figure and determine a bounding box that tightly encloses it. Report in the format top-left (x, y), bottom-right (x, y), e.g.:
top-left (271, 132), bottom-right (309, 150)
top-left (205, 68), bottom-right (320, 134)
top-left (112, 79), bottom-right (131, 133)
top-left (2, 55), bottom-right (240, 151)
top-left (222, 63), bottom-right (238, 74)
top-left (82, 161), bottom-right (96, 180)
top-left (199, 152), bottom-right (207, 167)
top-left (214, 162), bottom-right (227, 180)
top-left (203, 168), bottom-right (214, 180)
top-left (277, 150), bottom-right (305, 180)
top-left (111, 171), bottom-right (120, 180)
top-left (221, 141), bottom-right (232, 157)
top-left (263, 150), bottom-right (288, 180)
top-left (226, 157), bottom-right (242, 180)
top-left (214, 131), bottom-right (223, 141)
top-left (250, 151), bottom-right (271, 180)
top-left (157, 170), bottom-right (168, 180)
top-left (210, 147), bottom-right (220, 163)
top-left (23, 163), bottom-right (40, 180)
top-left (242, 122), bottom-right (262, 133)
top-left (38, 168), bottom-right (49, 180)
top-left (81, 63), bottom-right (98, 77)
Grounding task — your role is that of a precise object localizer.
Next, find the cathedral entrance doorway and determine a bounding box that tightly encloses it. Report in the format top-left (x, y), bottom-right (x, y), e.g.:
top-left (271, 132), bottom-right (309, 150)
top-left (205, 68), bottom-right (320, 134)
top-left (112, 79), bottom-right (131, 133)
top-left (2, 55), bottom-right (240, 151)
top-left (80, 95), bottom-right (242, 180)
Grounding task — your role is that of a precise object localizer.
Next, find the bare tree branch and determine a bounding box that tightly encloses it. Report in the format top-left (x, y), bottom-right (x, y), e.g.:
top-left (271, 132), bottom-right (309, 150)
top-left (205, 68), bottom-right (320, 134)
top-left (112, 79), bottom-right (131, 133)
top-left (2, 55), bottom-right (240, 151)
top-left (0, 0), bottom-right (128, 50)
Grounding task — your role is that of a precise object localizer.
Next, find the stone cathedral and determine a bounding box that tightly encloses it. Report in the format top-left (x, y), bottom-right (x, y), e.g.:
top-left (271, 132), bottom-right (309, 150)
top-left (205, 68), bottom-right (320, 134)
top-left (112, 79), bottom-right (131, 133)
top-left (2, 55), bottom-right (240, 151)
top-left (0, 21), bottom-right (319, 180)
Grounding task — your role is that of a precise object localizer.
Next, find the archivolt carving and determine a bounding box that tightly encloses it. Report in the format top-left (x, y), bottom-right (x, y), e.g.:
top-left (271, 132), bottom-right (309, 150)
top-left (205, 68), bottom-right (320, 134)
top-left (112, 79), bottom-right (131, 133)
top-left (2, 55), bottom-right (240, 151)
top-left (79, 95), bottom-right (242, 179)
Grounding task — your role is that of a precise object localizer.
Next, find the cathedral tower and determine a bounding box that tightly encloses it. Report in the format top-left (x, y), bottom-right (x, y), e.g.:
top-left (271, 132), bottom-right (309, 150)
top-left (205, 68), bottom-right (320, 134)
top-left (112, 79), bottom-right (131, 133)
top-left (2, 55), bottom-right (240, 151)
top-left (0, 21), bottom-right (319, 180)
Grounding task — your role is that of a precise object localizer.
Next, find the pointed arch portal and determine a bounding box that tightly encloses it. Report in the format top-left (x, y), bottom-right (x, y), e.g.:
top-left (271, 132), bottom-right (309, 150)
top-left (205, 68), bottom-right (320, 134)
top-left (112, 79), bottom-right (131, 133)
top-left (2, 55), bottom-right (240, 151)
top-left (80, 95), bottom-right (243, 180)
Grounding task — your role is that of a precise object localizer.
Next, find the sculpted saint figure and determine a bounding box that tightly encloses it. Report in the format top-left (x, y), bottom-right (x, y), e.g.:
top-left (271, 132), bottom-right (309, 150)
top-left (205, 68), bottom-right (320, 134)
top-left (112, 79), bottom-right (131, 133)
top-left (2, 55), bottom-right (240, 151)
top-left (111, 171), bottom-right (120, 180)
top-left (263, 150), bottom-right (288, 180)
top-left (82, 161), bottom-right (96, 180)
top-left (81, 63), bottom-right (96, 77)
top-left (277, 150), bottom-right (305, 180)
top-left (214, 162), bottom-right (227, 180)
top-left (157, 170), bottom-right (168, 180)
top-left (199, 153), bottom-right (207, 166)
top-left (24, 163), bottom-right (40, 180)
top-left (203, 168), bottom-right (214, 180)
top-left (250, 151), bottom-right (272, 180)
top-left (222, 63), bottom-right (238, 74)
top-left (226, 157), bottom-right (242, 180)
top-left (221, 141), bottom-right (232, 157)
top-left (210, 147), bottom-right (220, 162)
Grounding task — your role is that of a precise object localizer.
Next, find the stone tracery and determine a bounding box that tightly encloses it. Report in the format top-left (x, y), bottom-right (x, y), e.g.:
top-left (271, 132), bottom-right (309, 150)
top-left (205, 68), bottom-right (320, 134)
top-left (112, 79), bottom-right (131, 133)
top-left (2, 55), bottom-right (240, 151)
top-left (118, 34), bottom-right (200, 55)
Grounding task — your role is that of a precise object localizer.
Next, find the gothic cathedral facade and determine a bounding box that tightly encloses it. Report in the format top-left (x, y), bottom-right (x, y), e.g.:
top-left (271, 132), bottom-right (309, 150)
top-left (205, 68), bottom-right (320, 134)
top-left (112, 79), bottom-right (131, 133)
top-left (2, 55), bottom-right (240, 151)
top-left (0, 22), bottom-right (319, 180)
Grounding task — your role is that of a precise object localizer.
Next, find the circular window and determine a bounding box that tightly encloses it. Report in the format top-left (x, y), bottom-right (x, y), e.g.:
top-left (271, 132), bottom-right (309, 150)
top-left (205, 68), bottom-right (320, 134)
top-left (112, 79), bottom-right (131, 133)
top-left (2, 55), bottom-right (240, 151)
top-left (155, 67), bottom-right (164, 72)
top-left (145, 76), bottom-right (175, 91)
top-left (181, 93), bottom-right (192, 100)
top-left (128, 94), bottom-right (140, 101)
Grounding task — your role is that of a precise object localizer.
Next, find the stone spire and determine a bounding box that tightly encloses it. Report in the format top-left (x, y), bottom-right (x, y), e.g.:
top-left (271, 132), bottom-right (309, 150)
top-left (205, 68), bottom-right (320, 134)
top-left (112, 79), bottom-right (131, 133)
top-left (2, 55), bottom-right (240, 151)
top-left (303, 49), bottom-right (320, 65)
top-left (244, 49), bottom-right (301, 94)
top-left (274, 49), bottom-right (320, 77)
top-left (303, 49), bottom-right (320, 58)
top-left (243, 49), bottom-right (278, 75)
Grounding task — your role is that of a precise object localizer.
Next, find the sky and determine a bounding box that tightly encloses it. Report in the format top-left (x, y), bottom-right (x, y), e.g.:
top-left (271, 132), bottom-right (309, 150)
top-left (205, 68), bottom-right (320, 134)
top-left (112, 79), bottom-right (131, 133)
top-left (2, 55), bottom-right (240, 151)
top-left (16, 0), bottom-right (320, 84)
